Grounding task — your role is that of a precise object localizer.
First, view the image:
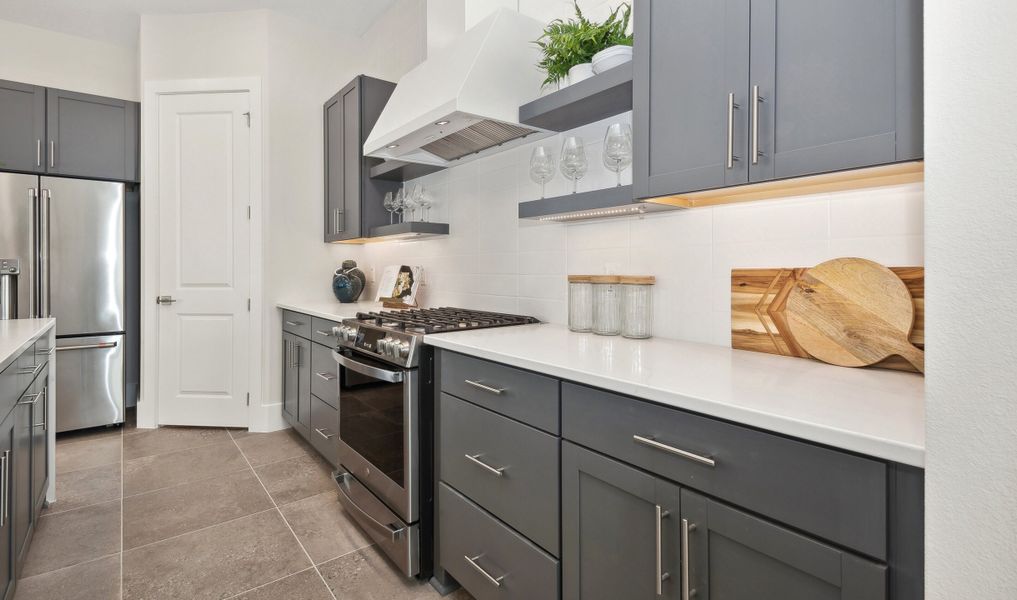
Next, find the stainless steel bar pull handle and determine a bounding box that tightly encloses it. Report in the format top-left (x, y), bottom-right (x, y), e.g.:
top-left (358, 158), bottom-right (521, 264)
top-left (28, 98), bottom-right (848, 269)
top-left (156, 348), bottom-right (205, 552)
top-left (36, 139), bottom-right (41, 167)
top-left (464, 554), bottom-right (505, 587)
top-left (56, 341), bottom-right (118, 352)
top-left (17, 363), bottom-right (43, 376)
top-left (751, 85), bottom-right (764, 165)
top-left (681, 518), bottom-right (695, 600)
top-left (333, 472), bottom-right (406, 542)
top-left (633, 435), bottom-right (716, 468)
top-left (284, 320), bottom-right (302, 327)
top-left (465, 453), bottom-right (506, 477)
top-left (314, 428), bottom-right (334, 439)
top-left (39, 189), bottom-right (51, 318)
top-left (314, 329), bottom-right (334, 337)
top-left (49, 141), bottom-right (55, 168)
top-left (28, 188), bottom-right (37, 317)
top-left (18, 392), bottom-right (43, 406)
top-left (656, 505), bottom-right (671, 595)
top-left (464, 380), bottom-right (504, 395)
top-left (726, 92), bottom-right (740, 169)
top-left (315, 371), bottom-right (336, 382)
top-left (0, 450), bottom-right (7, 527)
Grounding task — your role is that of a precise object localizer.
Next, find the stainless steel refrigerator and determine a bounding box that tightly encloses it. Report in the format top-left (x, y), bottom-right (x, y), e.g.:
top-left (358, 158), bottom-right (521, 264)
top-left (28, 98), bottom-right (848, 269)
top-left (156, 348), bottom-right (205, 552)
top-left (0, 173), bottom-right (125, 432)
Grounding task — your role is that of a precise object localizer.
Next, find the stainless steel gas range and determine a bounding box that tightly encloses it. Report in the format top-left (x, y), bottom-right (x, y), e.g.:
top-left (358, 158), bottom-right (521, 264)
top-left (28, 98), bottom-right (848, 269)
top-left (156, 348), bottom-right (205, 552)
top-left (331, 308), bottom-right (539, 579)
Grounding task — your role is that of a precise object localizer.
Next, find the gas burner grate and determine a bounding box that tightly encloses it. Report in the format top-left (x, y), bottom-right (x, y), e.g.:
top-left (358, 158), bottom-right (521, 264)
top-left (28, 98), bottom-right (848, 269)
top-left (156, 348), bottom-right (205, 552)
top-left (354, 307), bottom-right (540, 334)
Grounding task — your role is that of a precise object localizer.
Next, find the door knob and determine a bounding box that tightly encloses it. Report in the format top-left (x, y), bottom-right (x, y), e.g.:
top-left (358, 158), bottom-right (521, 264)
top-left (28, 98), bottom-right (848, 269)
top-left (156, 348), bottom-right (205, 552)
top-left (156, 295), bottom-right (177, 305)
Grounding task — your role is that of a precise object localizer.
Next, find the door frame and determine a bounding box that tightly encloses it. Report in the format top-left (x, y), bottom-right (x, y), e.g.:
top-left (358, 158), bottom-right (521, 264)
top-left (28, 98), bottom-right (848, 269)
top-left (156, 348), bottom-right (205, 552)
top-left (140, 77), bottom-right (264, 430)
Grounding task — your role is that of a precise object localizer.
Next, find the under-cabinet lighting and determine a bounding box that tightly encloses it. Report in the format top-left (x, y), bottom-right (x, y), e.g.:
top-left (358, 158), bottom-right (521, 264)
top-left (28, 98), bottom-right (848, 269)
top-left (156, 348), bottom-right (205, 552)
top-left (537, 204), bottom-right (647, 222)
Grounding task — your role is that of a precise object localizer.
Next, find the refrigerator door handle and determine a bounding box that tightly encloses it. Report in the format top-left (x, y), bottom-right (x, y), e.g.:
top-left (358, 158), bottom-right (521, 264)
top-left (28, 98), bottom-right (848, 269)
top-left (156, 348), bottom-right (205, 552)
top-left (28, 187), bottom-right (38, 317)
top-left (39, 188), bottom-right (51, 318)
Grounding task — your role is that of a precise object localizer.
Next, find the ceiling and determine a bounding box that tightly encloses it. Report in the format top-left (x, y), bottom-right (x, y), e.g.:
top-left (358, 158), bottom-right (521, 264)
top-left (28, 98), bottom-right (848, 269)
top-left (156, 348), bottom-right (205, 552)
top-left (0, 0), bottom-right (398, 48)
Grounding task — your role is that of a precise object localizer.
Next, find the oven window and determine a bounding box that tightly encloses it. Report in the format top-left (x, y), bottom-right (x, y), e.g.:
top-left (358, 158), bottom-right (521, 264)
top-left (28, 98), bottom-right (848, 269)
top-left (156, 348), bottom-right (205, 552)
top-left (339, 381), bottom-right (405, 488)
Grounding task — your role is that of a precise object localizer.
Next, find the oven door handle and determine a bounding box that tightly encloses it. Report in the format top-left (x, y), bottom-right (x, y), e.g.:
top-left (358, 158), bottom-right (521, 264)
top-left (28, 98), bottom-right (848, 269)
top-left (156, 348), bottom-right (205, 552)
top-left (333, 351), bottom-right (405, 383)
top-left (334, 472), bottom-right (406, 542)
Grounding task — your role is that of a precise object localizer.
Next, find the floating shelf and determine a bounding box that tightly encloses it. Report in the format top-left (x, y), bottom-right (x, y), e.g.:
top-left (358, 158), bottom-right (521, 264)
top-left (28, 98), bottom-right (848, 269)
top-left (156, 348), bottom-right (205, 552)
top-left (367, 221), bottom-right (449, 241)
top-left (518, 185), bottom-right (677, 222)
top-left (519, 62), bottom-right (633, 132)
top-left (370, 160), bottom-right (446, 182)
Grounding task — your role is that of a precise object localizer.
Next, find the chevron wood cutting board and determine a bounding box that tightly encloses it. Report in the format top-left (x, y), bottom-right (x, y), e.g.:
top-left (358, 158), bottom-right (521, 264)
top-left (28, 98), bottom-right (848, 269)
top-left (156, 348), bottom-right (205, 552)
top-left (730, 265), bottom-right (924, 373)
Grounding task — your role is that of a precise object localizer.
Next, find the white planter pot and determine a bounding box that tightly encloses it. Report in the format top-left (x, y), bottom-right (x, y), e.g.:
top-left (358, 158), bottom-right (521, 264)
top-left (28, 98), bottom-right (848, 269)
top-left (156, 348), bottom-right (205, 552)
top-left (592, 45), bottom-right (633, 74)
top-left (568, 63), bottom-right (595, 85)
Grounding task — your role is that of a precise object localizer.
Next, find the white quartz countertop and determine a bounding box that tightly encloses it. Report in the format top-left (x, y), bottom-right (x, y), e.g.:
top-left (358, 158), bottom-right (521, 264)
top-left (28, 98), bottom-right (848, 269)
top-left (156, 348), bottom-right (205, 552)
top-left (276, 300), bottom-right (385, 322)
top-left (0, 318), bottom-right (56, 373)
top-left (425, 323), bottom-right (925, 467)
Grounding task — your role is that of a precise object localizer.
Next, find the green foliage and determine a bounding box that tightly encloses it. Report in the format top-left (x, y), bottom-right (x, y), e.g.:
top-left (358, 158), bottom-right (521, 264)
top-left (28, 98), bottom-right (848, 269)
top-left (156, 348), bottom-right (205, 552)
top-left (535, 2), bottom-right (633, 86)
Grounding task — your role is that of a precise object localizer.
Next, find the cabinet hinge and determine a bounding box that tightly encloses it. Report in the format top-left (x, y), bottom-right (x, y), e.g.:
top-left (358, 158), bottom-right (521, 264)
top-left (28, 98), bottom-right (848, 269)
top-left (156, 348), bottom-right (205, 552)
top-left (247, 298), bottom-right (251, 311)
top-left (246, 392), bottom-right (250, 406)
top-left (242, 112), bottom-right (251, 127)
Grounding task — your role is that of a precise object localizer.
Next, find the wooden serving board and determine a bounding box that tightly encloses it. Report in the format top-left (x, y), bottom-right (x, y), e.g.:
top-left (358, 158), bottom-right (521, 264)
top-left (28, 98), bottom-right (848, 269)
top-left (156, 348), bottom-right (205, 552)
top-left (731, 266), bottom-right (924, 373)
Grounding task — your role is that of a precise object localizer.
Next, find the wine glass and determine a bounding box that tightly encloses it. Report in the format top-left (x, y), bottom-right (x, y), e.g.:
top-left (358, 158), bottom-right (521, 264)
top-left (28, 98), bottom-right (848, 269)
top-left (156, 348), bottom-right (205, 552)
top-left (560, 136), bottom-right (588, 194)
top-left (603, 123), bottom-right (633, 187)
top-left (383, 191), bottom-right (396, 224)
top-left (403, 184), bottom-right (422, 221)
top-left (416, 187), bottom-right (432, 222)
top-left (394, 187), bottom-right (406, 223)
top-left (529, 146), bottom-right (556, 198)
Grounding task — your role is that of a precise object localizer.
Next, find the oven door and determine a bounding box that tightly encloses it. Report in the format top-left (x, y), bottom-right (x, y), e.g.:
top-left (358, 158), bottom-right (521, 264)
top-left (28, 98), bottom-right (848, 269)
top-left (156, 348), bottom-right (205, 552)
top-left (333, 349), bottom-right (418, 524)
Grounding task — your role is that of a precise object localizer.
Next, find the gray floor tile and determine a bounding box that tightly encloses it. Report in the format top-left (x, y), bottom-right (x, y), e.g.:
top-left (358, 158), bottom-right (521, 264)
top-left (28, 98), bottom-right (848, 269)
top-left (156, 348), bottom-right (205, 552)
top-left (56, 436), bottom-right (122, 475)
top-left (122, 510), bottom-right (310, 600)
top-left (234, 428), bottom-right (313, 466)
top-left (123, 469), bottom-right (273, 549)
top-left (319, 546), bottom-right (474, 600)
top-left (123, 440), bottom-right (248, 496)
top-left (47, 462), bottom-right (121, 515)
top-left (56, 425), bottom-right (122, 447)
top-left (123, 426), bottom-right (230, 460)
top-left (21, 500), bottom-right (121, 577)
top-left (230, 568), bottom-right (332, 600)
top-left (13, 553), bottom-right (120, 600)
top-left (279, 491), bottom-right (371, 564)
top-left (254, 454), bottom-right (334, 506)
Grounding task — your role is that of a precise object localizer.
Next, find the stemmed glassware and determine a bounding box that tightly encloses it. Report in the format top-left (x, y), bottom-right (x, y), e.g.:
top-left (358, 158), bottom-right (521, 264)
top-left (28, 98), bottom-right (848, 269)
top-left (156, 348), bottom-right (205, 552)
top-left (403, 185), bottom-right (421, 221)
top-left (394, 187), bottom-right (406, 223)
top-left (603, 123), bottom-right (633, 187)
top-left (560, 136), bottom-right (589, 194)
top-left (416, 187), bottom-right (432, 222)
top-left (383, 191), bottom-right (396, 224)
top-left (529, 146), bottom-right (556, 198)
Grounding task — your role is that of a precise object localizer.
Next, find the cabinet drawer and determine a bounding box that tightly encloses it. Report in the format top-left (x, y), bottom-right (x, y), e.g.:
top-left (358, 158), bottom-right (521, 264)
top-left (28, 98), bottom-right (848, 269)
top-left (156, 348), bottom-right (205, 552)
top-left (0, 362), bottom-right (17, 420)
top-left (281, 310), bottom-right (312, 339)
top-left (439, 483), bottom-right (559, 600)
top-left (440, 393), bottom-right (559, 556)
top-left (310, 343), bottom-right (339, 409)
top-left (562, 383), bottom-right (887, 559)
top-left (309, 395), bottom-right (338, 466)
top-left (440, 351), bottom-right (559, 434)
top-left (311, 317), bottom-right (340, 347)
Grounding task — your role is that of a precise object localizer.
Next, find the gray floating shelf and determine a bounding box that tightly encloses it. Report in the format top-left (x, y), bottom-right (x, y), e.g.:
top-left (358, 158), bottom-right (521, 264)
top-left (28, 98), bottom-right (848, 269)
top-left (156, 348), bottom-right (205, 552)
top-left (519, 62), bottom-right (633, 132)
top-left (519, 185), bottom-right (677, 221)
top-left (370, 160), bottom-right (446, 182)
top-left (368, 221), bottom-right (450, 241)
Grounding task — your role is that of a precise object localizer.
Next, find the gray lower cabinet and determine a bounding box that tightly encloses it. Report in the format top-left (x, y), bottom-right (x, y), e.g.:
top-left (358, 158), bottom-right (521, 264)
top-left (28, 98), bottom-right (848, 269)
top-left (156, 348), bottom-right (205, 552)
top-left (45, 88), bottom-right (140, 182)
top-left (281, 311), bottom-right (340, 465)
top-left (634, 0), bottom-right (922, 199)
top-left (0, 408), bottom-right (13, 600)
top-left (562, 442), bottom-right (679, 600)
top-left (681, 489), bottom-right (886, 600)
top-left (0, 79), bottom-right (46, 173)
top-left (323, 76), bottom-right (399, 242)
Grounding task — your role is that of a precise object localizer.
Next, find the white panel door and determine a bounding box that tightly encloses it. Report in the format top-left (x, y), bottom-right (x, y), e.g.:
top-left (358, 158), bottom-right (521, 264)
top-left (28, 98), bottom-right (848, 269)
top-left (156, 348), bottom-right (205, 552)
top-left (156, 92), bottom-right (250, 427)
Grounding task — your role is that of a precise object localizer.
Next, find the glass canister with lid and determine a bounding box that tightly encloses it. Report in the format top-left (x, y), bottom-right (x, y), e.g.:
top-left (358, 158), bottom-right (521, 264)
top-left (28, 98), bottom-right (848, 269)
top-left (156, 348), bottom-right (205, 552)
top-left (620, 275), bottom-right (655, 338)
top-left (568, 275), bottom-right (594, 332)
top-left (591, 275), bottom-right (622, 335)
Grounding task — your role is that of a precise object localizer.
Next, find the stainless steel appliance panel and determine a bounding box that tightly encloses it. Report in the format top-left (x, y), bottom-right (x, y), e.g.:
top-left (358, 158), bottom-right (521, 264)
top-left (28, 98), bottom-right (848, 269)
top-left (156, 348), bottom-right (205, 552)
top-left (55, 334), bottom-right (124, 432)
top-left (334, 471), bottom-right (420, 577)
top-left (42, 177), bottom-right (124, 335)
top-left (0, 173), bottom-right (38, 319)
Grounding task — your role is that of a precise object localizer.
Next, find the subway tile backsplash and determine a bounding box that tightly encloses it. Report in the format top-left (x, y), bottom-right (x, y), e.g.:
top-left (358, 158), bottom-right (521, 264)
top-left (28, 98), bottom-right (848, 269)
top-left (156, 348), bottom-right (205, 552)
top-left (361, 112), bottom-right (924, 347)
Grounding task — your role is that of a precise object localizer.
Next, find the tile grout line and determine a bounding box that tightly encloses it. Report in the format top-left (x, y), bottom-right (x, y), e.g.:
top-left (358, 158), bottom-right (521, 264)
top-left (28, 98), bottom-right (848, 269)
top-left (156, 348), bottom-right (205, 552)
top-left (220, 566), bottom-right (318, 600)
top-left (122, 506), bottom-right (280, 553)
top-left (229, 432), bottom-right (338, 600)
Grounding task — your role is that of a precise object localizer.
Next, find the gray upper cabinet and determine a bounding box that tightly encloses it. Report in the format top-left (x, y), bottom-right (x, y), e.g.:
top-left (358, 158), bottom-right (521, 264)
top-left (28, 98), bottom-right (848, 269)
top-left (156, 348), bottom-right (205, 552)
top-left (323, 76), bottom-right (399, 242)
top-left (633, 0), bottom-right (750, 199)
top-left (46, 88), bottom-right (139, 182)
top-left (634, 0), bottom-right (923, 198)
top-left (0, 80), bottom-right (46, 174)
top-left (562, 442), bottom-right (680, 600)
top-left (681, 489), bottom-right (887, 600)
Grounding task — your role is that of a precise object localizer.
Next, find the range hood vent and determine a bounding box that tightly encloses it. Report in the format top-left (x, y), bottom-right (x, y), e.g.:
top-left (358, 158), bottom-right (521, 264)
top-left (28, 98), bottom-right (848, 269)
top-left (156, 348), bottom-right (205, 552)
top-left (364, 9), bottom-right (551, 167)
top-left (421, 120), bottom-right (535, 162)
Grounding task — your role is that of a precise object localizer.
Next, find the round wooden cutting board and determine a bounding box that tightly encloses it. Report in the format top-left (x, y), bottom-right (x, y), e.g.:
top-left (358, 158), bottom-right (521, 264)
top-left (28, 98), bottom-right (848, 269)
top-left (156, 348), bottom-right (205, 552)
top-left (786, 257), bottom-right (925, 372)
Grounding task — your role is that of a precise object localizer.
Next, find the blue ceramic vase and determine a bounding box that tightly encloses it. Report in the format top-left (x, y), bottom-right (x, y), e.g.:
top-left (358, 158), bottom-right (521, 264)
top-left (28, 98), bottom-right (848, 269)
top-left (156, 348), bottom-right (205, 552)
top-left (332, 260), bottom-right (366, 303)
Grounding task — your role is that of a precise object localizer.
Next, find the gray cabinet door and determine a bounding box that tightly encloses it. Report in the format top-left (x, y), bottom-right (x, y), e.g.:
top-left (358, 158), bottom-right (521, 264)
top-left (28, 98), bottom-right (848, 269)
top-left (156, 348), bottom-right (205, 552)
top-left (30, 382), bottom-right (48, 515)
top-left (0, 80), bottom-right (46, 173)
top-left (562, 442), bottom-right (680, 600)
top-left (12, 397), bottom-right (32, 566)
top-left (633, 0), bottom-right (750, 199)
top-left (323, 90), bottom-right (345, 242)
top-left (0, 410), bottom-right (14, 600)
top-left (295, 336), bottom-right (311, 433)
top-left (46, 88), bottom-right (139, 181)
top-left (681, 489), bottom-right (886, 600)
top-left (282, 333), bottom-right (301, 433)
top-left (749, 0), bottom-right (922, 181)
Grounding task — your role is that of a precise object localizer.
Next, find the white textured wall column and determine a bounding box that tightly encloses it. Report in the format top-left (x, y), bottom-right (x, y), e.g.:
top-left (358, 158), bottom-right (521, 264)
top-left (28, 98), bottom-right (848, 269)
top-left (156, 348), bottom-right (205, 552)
top-left (925, 1), bottom-right (1017, 597)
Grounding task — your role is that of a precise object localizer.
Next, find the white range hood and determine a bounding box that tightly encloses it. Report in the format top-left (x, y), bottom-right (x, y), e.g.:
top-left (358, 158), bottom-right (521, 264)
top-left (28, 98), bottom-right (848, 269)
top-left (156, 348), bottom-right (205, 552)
top-left (364, 8), bottom-right (550, 167)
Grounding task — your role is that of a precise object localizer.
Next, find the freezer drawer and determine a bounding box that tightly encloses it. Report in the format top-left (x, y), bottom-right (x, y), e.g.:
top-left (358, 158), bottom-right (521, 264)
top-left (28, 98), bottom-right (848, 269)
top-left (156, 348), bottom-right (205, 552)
top-left (55, 334), bottom-right (124, 432)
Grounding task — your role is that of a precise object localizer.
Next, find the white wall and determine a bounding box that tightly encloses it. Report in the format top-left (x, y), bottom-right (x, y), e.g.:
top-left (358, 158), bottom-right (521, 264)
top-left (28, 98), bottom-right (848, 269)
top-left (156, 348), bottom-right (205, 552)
top-left (0, 18), bottom-right (138, 100)
top-left (139, 11), bottom-right (268, 82)
top-left (925, 1), bottom-right (1017, 597)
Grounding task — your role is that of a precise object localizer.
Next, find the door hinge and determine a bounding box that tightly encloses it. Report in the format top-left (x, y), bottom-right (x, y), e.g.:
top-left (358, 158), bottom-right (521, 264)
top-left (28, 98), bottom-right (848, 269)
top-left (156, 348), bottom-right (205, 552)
top-left (246, 392), bottom-right (250, 406)
top-left (242, 112), bottom-right (251, 127)
top-left (247, 298), bottom-right (251, 311)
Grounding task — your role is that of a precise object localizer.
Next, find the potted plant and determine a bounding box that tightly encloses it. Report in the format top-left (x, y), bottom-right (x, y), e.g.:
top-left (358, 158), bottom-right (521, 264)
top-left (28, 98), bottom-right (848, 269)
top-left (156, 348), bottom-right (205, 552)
top-left (535, 2), bottom-right (633, 90)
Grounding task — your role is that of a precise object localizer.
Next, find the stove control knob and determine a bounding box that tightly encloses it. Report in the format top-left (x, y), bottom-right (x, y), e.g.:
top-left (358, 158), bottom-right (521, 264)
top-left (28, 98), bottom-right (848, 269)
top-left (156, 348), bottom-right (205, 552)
top-left (398, 341), bottom-right (411, 358)
top-left (378, 338), bottom-right (391, 353)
